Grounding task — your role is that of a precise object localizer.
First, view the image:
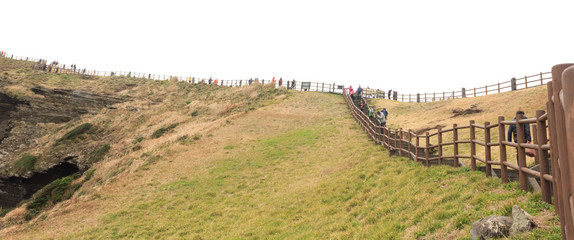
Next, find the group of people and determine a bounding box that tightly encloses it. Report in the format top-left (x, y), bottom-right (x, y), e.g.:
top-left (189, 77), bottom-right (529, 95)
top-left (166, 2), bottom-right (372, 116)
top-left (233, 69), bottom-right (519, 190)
top-left (347, 85), bottom-right (389, 127)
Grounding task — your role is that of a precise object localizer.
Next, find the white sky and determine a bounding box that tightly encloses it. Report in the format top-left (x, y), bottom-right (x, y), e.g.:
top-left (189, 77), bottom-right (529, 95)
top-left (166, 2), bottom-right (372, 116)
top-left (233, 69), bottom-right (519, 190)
top-left (1, 0), bottom-right (574, 94)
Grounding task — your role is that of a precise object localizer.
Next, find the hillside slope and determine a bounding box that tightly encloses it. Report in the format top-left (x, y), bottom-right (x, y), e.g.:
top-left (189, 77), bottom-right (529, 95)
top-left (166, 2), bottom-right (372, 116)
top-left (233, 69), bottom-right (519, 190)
top-left (0, 58), bottom-right (559, 239)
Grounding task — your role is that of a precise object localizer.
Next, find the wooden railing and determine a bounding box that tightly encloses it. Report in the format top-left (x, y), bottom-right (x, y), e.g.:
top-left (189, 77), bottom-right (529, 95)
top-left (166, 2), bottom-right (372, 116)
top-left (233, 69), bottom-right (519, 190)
top-left (345, 63), bottom-right (574, 238)
top-left (344, 89), bottom-right (555, 204)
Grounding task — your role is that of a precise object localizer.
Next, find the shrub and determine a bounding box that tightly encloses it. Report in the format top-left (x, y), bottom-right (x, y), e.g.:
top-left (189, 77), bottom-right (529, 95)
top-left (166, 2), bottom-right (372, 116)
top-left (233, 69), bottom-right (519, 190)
top-left (87, 145), bottom-right (110, 164)
top-left (151, 124), bottom-right (178, 139)
top-left (58, 123), bottom-right (93, 142)
top-left (14, 153), bottom-right (37, 174)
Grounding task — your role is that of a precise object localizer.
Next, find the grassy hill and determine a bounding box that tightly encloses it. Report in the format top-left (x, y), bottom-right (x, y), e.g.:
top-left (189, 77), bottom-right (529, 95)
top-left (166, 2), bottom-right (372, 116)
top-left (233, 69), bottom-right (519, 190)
top-left (0, 57), bottom-right (560, 239)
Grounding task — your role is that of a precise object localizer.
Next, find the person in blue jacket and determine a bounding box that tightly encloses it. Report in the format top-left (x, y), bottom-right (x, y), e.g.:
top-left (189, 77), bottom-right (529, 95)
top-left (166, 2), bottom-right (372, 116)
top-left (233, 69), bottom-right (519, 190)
top-left (507, 110), bottom-right (532, 165)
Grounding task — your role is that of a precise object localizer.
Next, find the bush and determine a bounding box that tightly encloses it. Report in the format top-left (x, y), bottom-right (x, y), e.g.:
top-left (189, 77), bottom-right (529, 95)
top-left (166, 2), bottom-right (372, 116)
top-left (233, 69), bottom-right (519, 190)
top-left (151, 124), bottom-right (178, 139)
top-left (14, 153), bottom-right (37, 174)
top-left (87, 145), bottom-right (110, 164)
top-left (58, 123), bottom-right (93, 142)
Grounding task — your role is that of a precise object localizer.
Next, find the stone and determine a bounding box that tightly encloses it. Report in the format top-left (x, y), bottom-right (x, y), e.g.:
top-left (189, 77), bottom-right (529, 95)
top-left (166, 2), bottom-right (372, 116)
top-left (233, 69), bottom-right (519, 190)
top-left (470, 215), bottom-right (513, 240)
top-left (510, 205), bottom-right (537, 235)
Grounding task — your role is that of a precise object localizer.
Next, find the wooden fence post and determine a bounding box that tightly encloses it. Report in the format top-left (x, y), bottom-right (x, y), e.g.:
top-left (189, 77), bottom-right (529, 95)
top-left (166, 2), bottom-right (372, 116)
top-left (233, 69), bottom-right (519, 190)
top-left (511, 78), bottom-right (517, 91)
top-left (425, 132), bottom-right (430, 167)
top-left (415, 135), bottom-right (420, 162)
top-left (540, 72), bottom-right (544, 86)
top-left (408, 130), bottom-right (413, 160)
top-left (498, 116), bottom-right (509, 183)
top-left (536, 110), bottom-right (551, 204)
top-left (485, 121), bottom-right (492, 177)
top-left (516, 116), bottom-right (528, 191)
top-left (438, 128), bottom-right (443, 165)
top-left (532, 125), bottom-right (539, 165)
top-left (453, 124), bottom-right (459, 167)
top-left (399, 129), bottom-right (404, 157)
top-left (525, 75), bottom-right (528, 88)
top-left (470, 120), bottom-right (476, 171)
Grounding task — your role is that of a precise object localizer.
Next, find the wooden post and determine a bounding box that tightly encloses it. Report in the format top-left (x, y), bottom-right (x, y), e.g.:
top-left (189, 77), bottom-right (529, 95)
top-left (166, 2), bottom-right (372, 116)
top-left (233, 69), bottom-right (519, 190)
top-left (415, 135), bottom-right (420, 162)
top-left (408, 130), bottom-right (413, 160)
top-left (485, 121), bottom-right (492, 177)
top-left (425, 132), bottom-right (430, 167)
top-left (540, 72), bottom-right (544, 86)
top-left (399, 129), bottom-right (404, 157)
top-left (511, 78), bottom-right (517, 91)
top-left (442, 92), bottom-right (445, 100)
top-left (322, 83), bottom-right (324, 92)
top-left (409, 94), bottom-right (411, 102)
top-left (424, 93), bottom-right (427, 102)
top-left (453, 124), bottom-right (459, 167)
top-left (525, 75), bottom-right (528, 88)
top-left (474, 88), bottom-right (476, 97)
top-left (546, 81), bottom-right (563, 218)
top-left (485, 85), bottom-right (488, 95)
top-left (433, 92), bottom-right (436, 102)
top-left (394, 129), bottom-right (398, 155)
top-left (470, 120), bottom-right (476, 171)
top-left (532, 125), bottom-right (539, 165)
top-left (516, 116), bottom-right (528, 191)
top-left (536, 110), bottom-right (551, 204)
top-left (498, 116), bottom-right (508, 183)
top-left (438, 128), bottom-right (443, 165)
top-left (498, 83), bottom-right (500, 93)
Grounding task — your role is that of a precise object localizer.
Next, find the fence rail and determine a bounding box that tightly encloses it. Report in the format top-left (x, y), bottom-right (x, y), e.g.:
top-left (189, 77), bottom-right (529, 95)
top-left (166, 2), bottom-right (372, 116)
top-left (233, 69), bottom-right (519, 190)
top-left (0, 51), bottom-right (346, 95)
top-left (0, 51), bottom-right (553, 103)
top-left (344, 63), bottom-right (574, 238)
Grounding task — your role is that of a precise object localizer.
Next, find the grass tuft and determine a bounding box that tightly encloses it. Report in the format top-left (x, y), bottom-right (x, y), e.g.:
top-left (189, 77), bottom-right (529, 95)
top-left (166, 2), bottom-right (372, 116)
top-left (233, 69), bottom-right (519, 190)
top-left (58, 123), bottom-right (93, 143)
top-left (151, 124), bottom-right (178, 139)
top-left (13, 153), bottom-right (37, 174)
top-left (87, 145), bottom-right (110, 164)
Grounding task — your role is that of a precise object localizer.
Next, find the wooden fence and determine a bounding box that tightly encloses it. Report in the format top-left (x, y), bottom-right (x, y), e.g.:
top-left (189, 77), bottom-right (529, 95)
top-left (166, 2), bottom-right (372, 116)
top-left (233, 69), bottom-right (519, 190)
top-left (344, 63), bottom-right (574, 238)
top-left (1, 52), bottom-right (346, 95)
top-left (0, 51), bottom-right (553, 102)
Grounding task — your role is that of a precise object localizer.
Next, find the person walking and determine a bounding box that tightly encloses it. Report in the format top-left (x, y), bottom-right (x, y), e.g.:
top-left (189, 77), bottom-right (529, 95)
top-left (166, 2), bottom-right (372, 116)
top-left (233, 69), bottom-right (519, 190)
top-left (382, 108), bottom-right (388, 118)
top-left (291, 79), bottom-right (296, 90)
top-left (279, 78), bottom-right (283, 87)
top-left (346, 86), bottom-right (355, 100)
top-left (507, 110), bottom-right (532, 165)
top-left (357, 85), bottom-right (363, 99)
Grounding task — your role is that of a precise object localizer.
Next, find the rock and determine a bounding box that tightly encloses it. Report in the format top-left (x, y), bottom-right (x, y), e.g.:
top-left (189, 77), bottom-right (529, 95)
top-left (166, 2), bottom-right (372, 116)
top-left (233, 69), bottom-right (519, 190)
top-left (470, 216), bottom-right (513, 240)
top-left (510, 205), bottom-right (537, 235)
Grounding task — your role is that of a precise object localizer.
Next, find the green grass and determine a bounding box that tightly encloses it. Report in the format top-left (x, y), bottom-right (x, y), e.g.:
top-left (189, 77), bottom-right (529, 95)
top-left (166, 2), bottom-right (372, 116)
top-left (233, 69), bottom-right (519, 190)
top-left (87, 145), bottom-right (111, 164)
top-left (58, 123), bottom-right (93, 143)
top-left (151, 124), bottom-right (178, 139)
top-left (65, 116), bottom-right (560, 239)
top-left (13, 153), bottom-right (38, 174)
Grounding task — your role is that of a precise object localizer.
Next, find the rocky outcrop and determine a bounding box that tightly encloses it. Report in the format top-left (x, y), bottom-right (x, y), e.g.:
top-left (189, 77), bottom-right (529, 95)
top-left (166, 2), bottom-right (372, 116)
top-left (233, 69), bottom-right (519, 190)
top-left (0, 87), bottom-right (125, 166)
